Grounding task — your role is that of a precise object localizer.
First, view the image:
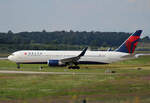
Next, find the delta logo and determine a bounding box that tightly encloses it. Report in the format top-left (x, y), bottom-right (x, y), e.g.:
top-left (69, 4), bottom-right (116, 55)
top-left (125, 36), bottom-right (140, 53)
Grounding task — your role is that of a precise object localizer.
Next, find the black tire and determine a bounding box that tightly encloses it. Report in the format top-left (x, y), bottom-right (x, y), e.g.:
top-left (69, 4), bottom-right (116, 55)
top-left (68, 66), bottom-right (72, 69)
top-left (17, 64), bottom-right (20, 69)
top-left (68, 66), bottom-right (80, 69)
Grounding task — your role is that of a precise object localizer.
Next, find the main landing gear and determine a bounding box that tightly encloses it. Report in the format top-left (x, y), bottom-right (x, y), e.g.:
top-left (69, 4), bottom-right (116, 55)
top-left (68, 65), bottom-right (80, 69)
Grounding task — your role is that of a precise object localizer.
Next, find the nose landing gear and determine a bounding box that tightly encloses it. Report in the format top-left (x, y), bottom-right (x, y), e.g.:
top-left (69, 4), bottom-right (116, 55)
top-left (17, 63), bottom-right (20, 69)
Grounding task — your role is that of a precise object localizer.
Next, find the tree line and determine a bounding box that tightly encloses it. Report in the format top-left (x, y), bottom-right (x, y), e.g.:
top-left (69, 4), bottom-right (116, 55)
top-left (0, 30), bottom-right (149, 52)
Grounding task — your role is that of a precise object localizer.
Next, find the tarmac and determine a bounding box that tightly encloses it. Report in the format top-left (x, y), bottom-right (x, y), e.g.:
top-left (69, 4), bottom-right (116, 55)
top-left (0, 70), bottom-right (101, 75)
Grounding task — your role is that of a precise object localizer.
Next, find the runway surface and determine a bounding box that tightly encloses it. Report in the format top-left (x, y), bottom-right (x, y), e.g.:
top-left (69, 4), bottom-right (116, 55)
top-left (0, 57), bottom-right (8, 60)
top-left (0, 70), bottom-right (103, 75)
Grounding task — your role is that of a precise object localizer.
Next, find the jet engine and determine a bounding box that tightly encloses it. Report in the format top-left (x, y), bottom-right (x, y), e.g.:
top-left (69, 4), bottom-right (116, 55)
top-left (47, 60), bottom-right (65, 66)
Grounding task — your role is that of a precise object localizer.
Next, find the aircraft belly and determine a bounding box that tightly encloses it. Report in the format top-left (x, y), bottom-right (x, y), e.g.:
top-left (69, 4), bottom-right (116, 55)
top-left (80, 56), bottom-right (110, 64)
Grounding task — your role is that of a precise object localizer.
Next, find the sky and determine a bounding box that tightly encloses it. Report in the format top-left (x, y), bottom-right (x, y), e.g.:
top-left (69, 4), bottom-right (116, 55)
top-left (0, 0), bottom-right (150, 36)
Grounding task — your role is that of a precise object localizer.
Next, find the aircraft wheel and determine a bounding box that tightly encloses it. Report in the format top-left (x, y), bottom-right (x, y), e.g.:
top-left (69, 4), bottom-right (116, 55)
top-left (40, 66), bottom-right (43, 70)
top-left (77, 67), bottom-right (80, 69)
top-left (68, 66), bottom-right (72, 69)
top-left (68, 66), bottom-right (80, 69)
top-left (75, 66), bottom-right (80, 69)
top-left (17, 63), bottom-right (20, 69)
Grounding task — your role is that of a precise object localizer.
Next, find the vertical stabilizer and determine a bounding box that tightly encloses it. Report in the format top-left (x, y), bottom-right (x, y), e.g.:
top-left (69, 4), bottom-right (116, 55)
top-left (116, 30), bottom-right (142, 54)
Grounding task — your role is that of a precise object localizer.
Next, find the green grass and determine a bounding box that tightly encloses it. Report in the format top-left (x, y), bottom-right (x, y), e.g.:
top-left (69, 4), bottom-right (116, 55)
top-left (0, 56), bottom-right (150, 103)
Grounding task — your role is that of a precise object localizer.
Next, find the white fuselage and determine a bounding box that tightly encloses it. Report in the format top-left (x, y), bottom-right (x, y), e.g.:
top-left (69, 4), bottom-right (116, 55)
top-left (8, 50), bottom-right (130, 64)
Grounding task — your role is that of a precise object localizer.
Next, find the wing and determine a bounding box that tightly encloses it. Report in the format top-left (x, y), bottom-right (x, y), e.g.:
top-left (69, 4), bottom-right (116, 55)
top-left (60, 47), bottom-right (88, 64)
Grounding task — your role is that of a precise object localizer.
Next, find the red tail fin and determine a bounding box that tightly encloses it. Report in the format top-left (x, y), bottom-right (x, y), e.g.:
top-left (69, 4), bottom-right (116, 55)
top-left (116, 30), bottom-right (142, 54)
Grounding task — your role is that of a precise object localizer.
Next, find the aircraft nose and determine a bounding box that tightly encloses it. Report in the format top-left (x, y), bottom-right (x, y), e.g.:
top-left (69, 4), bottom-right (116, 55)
top-left (8, 55), bottom-right (13, 61)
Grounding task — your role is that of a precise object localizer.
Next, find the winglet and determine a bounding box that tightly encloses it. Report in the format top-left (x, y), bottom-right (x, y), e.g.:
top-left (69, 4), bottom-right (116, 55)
top-left (78, 47), bottom-right (88, 57)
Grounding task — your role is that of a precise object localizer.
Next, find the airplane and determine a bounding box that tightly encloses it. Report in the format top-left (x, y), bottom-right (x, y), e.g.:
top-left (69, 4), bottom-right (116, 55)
top-left (8, 30), bottom-right (142, 69)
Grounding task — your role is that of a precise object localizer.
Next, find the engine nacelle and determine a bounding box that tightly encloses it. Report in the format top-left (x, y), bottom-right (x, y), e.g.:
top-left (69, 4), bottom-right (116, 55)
top-left (47, 60), bottom-right (65, 66)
